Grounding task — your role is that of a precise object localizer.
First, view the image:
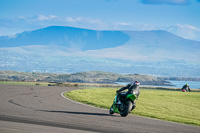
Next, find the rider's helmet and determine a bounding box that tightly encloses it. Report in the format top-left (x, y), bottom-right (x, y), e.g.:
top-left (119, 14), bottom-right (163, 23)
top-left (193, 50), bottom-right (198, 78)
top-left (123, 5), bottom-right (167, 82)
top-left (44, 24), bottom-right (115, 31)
top-left (133, 80), bottom-right (140, 86)
top-left (186, 84), bottom-right (189, 86)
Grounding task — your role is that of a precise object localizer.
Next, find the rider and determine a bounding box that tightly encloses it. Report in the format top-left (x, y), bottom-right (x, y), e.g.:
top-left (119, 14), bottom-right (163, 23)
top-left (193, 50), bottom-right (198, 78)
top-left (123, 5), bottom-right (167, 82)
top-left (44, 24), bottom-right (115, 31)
top-left (182, 84), bottom-right (191, 92)
top-left (116, 80), bottom-right (140, 110)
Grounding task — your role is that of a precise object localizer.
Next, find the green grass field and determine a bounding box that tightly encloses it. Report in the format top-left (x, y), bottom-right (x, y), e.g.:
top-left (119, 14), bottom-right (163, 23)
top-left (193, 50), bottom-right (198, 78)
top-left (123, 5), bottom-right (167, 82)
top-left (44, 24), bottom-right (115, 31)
top-left (64, 88), bottom-right (200, 126)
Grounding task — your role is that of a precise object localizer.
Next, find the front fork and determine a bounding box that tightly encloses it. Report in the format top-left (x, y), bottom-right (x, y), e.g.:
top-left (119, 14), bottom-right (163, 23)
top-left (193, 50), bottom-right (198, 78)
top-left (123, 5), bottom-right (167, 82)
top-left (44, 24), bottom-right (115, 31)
top-left (112, 95), bottom-right (120, 113)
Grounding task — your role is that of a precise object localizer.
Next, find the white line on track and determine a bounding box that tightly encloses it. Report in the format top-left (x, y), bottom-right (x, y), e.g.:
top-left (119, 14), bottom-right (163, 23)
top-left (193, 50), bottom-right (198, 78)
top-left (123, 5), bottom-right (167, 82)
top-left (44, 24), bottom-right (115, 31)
top-left (61, 91), bottom-right (107, 111)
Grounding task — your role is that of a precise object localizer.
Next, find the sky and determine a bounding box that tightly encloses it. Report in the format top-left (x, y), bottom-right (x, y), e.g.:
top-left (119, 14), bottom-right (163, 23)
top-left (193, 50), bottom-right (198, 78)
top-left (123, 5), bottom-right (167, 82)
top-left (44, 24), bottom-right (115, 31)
top-left (0, 0), bottom-right (200, 41)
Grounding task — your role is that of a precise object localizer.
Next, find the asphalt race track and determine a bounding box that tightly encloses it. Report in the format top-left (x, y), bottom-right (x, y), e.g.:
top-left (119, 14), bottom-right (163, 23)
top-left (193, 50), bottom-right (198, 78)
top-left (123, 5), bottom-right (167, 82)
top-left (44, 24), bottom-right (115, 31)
top-left (0, 84), bottom-right (199, 133)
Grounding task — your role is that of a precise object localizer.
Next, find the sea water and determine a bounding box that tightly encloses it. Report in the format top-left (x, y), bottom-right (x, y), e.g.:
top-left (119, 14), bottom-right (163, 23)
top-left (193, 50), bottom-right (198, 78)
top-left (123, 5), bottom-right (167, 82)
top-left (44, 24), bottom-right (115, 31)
top-left (168, 80), bottom-right (200, 89)
top-left (116, 80), bottom-right (200, 89)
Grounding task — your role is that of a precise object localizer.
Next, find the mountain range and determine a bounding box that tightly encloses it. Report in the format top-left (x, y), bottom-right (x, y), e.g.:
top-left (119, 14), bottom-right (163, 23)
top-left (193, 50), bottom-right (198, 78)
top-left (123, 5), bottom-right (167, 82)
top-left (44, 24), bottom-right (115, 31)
top-left (0, 26), bottom-right (129, 51)
top-left (0, 26), bottom-right (200, 77)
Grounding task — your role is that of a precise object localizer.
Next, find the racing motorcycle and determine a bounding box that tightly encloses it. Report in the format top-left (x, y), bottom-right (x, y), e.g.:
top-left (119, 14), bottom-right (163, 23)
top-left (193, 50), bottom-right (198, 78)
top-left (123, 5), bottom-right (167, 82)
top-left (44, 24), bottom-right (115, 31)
top-left (109, 92), bottom-right (137, 117)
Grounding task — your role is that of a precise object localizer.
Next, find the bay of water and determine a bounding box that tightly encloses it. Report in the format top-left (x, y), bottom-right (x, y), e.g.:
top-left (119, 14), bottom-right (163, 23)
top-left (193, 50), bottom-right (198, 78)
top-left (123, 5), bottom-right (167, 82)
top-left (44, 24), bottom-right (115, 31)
top-left (116, 80), bottom-right (200, 89)
top-left (168, 80), bottom-right (200, 89)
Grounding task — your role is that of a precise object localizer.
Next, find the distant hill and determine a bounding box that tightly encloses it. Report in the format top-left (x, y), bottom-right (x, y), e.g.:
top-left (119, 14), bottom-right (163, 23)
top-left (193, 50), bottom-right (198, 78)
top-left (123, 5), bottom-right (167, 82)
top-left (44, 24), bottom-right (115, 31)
top-left (0, 71), bottom-right (168, 85)
top-left (82, 30), bottom-right (200, 63)
top-left (0, 26), bottom-right (129, 51)
top-left (0, 26), bottom-right (200, 77)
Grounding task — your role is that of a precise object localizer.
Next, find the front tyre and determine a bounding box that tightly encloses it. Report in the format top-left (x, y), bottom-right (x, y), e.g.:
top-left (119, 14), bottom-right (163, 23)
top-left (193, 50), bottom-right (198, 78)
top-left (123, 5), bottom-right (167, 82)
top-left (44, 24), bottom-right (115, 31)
top-left (120, 101), bottom-right (132, 117)
top-left (109, 105), bottom-right (114, 115)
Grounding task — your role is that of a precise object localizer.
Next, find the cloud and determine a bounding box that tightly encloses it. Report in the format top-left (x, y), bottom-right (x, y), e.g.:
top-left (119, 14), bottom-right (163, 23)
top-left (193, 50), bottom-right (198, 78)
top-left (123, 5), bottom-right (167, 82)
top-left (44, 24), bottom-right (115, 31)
top-left (38, 15), bottom-right (57, 20)
top-left (65, 17), bottom-right (104, 25)
top-left (115, 22), bottom-right (132, 26)
top-left (176, 24), bottom-right (200, 31)
top-left (170, 24), bottom-right (200, 41)
top-left (140, 0), bottom-right (190, 5)
top-left (65, 17), bottom-right (77, 23)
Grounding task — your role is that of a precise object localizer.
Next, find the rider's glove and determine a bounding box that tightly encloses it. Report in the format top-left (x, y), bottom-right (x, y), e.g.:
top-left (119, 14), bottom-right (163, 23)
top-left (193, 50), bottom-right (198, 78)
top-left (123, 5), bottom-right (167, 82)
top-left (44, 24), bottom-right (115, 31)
top-left (116, 90), bottom-right (120, 93)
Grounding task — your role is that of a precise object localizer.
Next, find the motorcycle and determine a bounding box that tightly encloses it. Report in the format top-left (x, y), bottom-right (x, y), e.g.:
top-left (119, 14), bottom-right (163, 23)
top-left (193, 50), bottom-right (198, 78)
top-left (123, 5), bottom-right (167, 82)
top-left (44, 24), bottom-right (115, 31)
top-left (109, 92), bottom-right (137, 117)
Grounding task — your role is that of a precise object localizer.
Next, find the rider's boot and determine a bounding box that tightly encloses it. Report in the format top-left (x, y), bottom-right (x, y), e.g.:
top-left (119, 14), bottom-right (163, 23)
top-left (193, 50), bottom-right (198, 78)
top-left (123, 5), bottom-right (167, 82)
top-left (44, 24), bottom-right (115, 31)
top-left (131, 101), bottom-right (136, 110)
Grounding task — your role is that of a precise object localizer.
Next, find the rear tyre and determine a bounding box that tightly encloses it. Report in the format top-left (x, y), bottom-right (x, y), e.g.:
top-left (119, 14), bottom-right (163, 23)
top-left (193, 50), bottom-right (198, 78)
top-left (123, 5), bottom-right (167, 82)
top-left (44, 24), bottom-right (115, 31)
top-left (120, 101), bottom-right (132, 117)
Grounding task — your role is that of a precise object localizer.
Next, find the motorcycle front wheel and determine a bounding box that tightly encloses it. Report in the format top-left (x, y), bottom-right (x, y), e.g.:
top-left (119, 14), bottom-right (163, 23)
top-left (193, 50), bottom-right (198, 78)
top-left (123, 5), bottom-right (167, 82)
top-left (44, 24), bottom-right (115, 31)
top-left (109, 105), bottom-right (114, 114)
top-left (120, 101), bottom-right (132, 117)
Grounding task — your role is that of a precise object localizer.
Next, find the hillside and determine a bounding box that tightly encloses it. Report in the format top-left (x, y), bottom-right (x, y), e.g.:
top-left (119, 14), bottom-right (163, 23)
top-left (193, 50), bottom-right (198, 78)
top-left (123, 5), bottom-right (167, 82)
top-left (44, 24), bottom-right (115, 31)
top-left (0, 71), bottom-right (168, 85)
top-left (0, 26), bottom-right (200, 77)
top-left (82, 30), bottom-right (200, 63)
top-left (0, 26), bottom-right (129, 51)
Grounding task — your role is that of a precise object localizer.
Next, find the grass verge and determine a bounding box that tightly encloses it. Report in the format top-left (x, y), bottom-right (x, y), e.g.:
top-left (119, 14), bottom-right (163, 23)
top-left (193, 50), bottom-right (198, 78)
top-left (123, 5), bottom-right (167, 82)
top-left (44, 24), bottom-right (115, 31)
top-left (64, 88), bottom-right (200, 126)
